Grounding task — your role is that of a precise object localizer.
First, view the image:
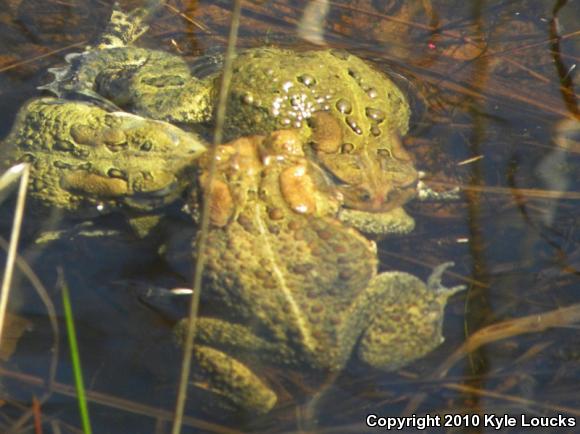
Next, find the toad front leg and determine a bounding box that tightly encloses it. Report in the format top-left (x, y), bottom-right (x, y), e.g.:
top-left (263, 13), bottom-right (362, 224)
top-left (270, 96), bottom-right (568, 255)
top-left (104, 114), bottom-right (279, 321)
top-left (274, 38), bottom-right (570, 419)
top-left (356, 262), bottom-right (465, 371)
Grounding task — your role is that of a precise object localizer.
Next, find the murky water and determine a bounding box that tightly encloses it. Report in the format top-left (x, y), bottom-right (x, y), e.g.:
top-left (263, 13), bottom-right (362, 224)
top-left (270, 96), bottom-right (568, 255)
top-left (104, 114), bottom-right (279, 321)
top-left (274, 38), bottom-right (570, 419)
top-left (0, 0), bottom-right (578, 433)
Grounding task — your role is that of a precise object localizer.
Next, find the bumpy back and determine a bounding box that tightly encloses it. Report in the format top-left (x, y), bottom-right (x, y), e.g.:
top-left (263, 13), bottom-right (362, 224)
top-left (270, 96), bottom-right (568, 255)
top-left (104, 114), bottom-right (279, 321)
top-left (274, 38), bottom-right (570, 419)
top-left (38, 2), bottom-right (163, 100)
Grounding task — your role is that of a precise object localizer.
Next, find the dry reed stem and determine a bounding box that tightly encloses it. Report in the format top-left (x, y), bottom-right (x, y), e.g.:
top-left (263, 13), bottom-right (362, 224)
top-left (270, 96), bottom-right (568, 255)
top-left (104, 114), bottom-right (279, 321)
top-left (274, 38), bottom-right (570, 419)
top-left (404, 303), bottom-right (580, 414)
top-left (0, 164), bottom-right (29, 347)
top-left (379, 249), bottom-right (488, 289)
top-left (442, 382), bottom-right (580, 417)
top-left (0, 237), bottom-right (60, 433)
top-left (0, 41), bottom-right (86, 73)
top-left (427, 180), bottom-right (580, 200)
top-left (163, 2), bottom-right (212, 33)
top-left (0, 365), bottom-right (241, 434)
top-left (171, 1), bottom-right (243, 433)
top-left (32, 396), bottom-right (42, 434)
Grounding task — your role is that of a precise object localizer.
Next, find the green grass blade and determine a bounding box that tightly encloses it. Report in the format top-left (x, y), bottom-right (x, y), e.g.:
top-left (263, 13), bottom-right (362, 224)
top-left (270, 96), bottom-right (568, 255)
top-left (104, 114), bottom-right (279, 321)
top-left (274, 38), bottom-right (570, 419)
top-left (60, 272), bottom-right (93, 434)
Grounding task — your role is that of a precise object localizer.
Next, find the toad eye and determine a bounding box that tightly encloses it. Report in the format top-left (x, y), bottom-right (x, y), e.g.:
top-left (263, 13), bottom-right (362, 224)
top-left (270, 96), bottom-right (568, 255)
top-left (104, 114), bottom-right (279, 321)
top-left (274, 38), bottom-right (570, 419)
top-left (358, 191), bottom-right (372, 202)
top-left (140, 141), bottom-right (153, 151)
top-left (377, 148), bottom-right (391, 157)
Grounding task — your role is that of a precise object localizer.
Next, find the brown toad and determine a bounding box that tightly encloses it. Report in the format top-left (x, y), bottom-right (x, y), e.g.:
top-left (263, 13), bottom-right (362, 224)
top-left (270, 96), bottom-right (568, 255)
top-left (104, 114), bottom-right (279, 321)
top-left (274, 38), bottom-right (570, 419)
top-left (104, 48), bottom-right (419, 235)
top-left (43, 4), bottom-right (419, 235)
top-left (174, 130), bottom-right (464, 414)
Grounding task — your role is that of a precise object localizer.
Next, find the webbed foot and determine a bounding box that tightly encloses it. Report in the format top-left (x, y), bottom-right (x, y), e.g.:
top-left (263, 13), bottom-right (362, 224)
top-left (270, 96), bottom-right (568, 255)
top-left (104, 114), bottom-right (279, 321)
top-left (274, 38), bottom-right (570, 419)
top-left (416, 176), bottom-right (461, 201)
top-left (427, 261), bottom-right (466, 298)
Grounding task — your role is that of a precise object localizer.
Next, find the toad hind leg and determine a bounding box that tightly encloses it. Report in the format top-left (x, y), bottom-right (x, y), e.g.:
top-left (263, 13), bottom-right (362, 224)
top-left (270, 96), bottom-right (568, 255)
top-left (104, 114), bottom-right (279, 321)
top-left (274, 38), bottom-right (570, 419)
top-left (175, 318), bottom-right (282, 414)
top-left (357, 263), bottom-right (465, 371)
top-left (190, 345), bottom-right (277, 415)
